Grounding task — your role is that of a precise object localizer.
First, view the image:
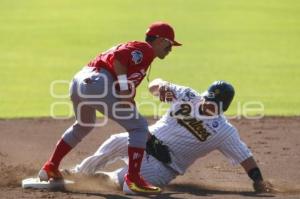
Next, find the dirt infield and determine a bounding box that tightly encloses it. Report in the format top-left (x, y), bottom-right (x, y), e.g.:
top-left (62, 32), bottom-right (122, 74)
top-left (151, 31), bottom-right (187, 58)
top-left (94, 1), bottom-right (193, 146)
top-left (0, 117), bottom-right (300, 199)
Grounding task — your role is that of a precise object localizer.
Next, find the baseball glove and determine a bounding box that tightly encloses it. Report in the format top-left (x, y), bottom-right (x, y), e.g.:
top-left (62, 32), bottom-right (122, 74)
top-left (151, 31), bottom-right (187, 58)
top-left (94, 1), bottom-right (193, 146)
top-left (146, 135), bottom-right (171, 164)
top-left (253, 180), bottom-right (275, 193)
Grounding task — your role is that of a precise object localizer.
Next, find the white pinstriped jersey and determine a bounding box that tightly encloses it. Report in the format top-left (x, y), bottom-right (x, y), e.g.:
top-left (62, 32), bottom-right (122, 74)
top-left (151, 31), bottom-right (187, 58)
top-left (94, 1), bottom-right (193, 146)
top-left (74, 82), bottom-right (253, 186)
top-left (149, 83), bottom-right (252, 174)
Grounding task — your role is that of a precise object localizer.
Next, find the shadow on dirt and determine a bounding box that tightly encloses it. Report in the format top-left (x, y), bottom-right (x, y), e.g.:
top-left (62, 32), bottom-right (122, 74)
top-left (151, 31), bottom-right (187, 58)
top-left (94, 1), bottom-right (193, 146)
top-left (57, 182), bottom-right (276, 199)
top-left (163, 183), bottom-right (276, 198)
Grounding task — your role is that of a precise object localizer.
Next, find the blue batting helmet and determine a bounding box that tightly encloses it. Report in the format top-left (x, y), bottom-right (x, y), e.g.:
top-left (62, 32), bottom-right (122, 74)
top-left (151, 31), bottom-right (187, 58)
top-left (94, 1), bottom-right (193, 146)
top-left (203, 81), bottom-right (235, 112)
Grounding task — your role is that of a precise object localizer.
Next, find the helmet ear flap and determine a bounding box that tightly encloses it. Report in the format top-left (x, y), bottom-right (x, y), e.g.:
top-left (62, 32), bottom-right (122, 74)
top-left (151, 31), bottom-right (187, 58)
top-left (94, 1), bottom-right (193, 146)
top-left (203, 81), bottom-right (235, 112)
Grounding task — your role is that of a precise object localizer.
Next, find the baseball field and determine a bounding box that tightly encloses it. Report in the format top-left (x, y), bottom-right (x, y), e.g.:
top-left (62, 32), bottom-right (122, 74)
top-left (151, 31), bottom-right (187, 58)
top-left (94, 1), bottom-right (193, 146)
top-left (1, 0), bottom-right (300, 198)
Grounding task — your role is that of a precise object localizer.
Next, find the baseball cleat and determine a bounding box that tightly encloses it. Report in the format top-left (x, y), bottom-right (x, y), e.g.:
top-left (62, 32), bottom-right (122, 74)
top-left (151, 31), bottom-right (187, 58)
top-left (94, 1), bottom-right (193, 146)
top-left (123, 174), bottom-right (161, 194)
top-left (38, 162), bottom-right (63, 181)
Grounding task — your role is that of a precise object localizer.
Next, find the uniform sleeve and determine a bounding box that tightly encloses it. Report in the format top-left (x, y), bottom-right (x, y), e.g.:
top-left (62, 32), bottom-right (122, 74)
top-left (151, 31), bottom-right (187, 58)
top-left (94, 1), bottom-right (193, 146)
top-left (167, 83), bottom-right (200, 102)
top-left (113, 46), bottom-right (132, 67)
top-left (114, 44), bottom-right (151, 67)
top-left (217, 132), bottom-right (253, 166)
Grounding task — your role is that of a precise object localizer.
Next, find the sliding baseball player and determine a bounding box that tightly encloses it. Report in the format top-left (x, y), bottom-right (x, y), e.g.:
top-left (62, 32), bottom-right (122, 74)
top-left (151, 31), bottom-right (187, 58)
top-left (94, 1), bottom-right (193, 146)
top-left (64, 79), bottom-right (274, 194)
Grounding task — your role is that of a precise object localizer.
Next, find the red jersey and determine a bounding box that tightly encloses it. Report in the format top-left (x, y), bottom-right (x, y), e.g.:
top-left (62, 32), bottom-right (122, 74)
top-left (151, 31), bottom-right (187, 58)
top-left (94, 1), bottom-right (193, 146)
top-left (88, 41), bottom-right (155, 89)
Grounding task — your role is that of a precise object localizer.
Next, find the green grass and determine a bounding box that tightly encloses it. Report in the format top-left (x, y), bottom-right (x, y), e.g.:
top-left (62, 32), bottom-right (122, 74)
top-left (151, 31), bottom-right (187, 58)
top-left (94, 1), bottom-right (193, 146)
top-left (1, 0), bottom-right (300, 118)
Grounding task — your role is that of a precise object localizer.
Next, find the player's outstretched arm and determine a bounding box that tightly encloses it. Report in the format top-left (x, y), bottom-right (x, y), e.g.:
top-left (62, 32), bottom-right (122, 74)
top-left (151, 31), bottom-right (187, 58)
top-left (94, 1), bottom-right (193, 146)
top-left (148, 78), bottom-right (167, 96)
top-left (240, 157), bottom-right (275, 193)
top-left (148, 78), bottom-right (176, 102)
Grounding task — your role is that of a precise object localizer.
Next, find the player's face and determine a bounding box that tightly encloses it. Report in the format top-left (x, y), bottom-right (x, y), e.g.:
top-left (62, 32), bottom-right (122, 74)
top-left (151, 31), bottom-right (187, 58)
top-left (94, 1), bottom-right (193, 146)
top-left (156, 38), bottom-right (172, 59)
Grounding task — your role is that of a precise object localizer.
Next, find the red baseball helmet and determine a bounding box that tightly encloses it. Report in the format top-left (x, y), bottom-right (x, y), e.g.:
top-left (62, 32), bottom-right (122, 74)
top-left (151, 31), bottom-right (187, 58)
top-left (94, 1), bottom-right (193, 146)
top-left (146, 22), bottom-right (182, 46)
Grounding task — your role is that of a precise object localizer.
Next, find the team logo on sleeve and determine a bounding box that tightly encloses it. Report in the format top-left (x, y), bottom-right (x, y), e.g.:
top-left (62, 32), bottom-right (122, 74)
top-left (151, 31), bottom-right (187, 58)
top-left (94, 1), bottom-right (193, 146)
top-left (131, 50), bottom-right (143, 64)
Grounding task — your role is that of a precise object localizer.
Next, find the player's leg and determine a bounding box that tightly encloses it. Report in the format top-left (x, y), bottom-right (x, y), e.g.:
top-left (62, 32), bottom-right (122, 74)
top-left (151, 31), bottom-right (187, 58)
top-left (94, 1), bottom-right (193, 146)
top-left (117, 115), bottom-right (160, 193)
top-left (112, 155), bottom-right (177, 189)
top-left (39, 68), bottom-right (98, 181)
top-left (140, 155), bottom-right (177, 187)
top-left (103, 105), bottom-right (161, 193)
top-left (87, 69), bottom-right (160, 193)
top-left (73, 132), bottom-right (129, 175)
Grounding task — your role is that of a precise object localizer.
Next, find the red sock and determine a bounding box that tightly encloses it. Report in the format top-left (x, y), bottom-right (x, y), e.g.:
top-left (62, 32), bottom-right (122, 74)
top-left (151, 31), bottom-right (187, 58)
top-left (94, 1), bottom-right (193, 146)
top-left (127, 146), bottom-right (144, 177)
top-left (47, 139), bottom-right (72, 169)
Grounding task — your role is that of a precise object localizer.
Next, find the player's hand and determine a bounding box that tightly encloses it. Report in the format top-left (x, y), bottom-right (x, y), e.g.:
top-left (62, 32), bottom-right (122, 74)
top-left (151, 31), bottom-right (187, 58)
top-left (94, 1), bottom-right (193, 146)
top-left (253, 180), bottom-right (276, 193)
top-left (159, 85), bottom-right (176, 102)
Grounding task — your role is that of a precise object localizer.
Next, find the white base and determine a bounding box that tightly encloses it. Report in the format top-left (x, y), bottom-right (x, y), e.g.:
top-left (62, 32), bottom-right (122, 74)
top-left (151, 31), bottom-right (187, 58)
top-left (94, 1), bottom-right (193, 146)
top-left (22, 178), bottom-right (74, 190)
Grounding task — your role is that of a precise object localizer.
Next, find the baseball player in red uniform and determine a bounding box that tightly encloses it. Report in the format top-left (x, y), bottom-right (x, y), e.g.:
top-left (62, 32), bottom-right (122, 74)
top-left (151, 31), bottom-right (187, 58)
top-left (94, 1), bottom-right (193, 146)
top-left (38, 21), bottom-right (182, 194)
